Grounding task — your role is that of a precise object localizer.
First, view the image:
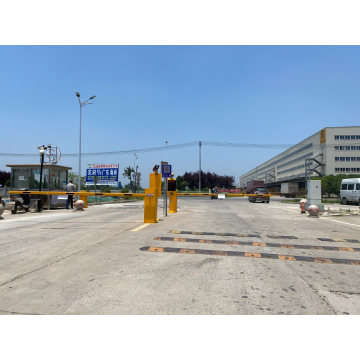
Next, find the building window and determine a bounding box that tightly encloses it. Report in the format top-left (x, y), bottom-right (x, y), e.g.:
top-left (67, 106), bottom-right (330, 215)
top-left (334, 145), bottom-right (360, 151)
top-left (334, 134), bottom-right (360, 140)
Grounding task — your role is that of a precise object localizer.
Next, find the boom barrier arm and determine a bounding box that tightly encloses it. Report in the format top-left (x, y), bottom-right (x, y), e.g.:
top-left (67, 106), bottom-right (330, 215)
top-left (9, 191), bottom-right (146, 197)
top-left (10, 191), bottom-right (271, 197)
top-left (177, 193), bottom-right (272, 197)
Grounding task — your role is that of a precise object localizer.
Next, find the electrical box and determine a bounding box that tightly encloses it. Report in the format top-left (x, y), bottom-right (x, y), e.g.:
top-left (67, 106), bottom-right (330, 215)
top-left (306, 180), bottom-right (323, 210)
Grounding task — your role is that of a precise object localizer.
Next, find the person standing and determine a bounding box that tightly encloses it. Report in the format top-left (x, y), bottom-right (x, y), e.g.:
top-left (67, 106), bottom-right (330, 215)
top-left (65, 180), bottom-right (76, 209)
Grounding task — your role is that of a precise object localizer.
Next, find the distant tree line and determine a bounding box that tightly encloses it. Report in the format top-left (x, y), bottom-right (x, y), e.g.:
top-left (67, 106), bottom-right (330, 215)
top-left (176, 171), bottom-right (235, 191)
top-left (0, 171), bottom-right (11, 187)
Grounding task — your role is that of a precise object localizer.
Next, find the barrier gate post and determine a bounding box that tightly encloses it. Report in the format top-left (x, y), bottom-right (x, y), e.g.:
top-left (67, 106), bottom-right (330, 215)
top-left (149, 172), bottom-right (161, 198)
top-left (144, 188), bottom-right (158, 223)
top-left (168, 190), bottom-right (177, 213)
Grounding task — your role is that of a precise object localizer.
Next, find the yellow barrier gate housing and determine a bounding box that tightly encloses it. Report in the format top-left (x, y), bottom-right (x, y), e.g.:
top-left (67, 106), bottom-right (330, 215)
top-left (144, 188), bottom-right (158, 223)
top-left (150, 172), bottom-right (162, 197)
top-left (143, 169), bottom-right (161, 223)
top-left (168, 190), bottom-right (177, 213)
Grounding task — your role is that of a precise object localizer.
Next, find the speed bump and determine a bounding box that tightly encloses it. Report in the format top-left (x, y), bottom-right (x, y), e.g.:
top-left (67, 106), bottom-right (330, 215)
top-left (154, 236), bottom-right (360, 253)
top-left (170, 230), bottom-right (261, 238)
top-left (170, 230), bottom-right (298, 239)
top-left (140, 246), bottom-right (360, 266)
top-left (317, 237), bottom-right (360, 243)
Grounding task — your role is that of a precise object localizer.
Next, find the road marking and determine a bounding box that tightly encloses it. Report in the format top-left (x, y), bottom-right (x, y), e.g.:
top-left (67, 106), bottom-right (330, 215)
top-left (131, 223), bottom-right (150, 232)
top-left (140, 246), bottom-right (360, 266)
top-left (154, 236), bottom-right (360, 253)
top-left (170, 230), bottom-right (298, 239)
top-left (267, 235), bottom-right (298, 239)
top-left (317, 237), bottom-right (360, 244)
top-left (320, 217), bottom-right (360, 229)
top-left (170, 230), bottom-right (260, 238)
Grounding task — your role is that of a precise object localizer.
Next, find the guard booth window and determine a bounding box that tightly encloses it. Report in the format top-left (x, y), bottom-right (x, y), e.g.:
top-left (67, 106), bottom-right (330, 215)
top-left (30, 168), bottom-right (49, 190)
top-left (12, 168), bottom-right (31, 188)
top-left (59, 170), bottom-right (67, 190)
top-left (49, 170), bottom-right (67, 190)
top-left (49, 170), bottom-right (59, 190)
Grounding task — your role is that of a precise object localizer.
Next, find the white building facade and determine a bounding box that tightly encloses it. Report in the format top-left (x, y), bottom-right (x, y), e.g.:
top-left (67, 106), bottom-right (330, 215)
top-left (239, 126), bottom-right (360, 189)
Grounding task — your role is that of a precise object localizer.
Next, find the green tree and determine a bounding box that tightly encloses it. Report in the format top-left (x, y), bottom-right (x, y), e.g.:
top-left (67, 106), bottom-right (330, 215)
top-left (123, 166), bottom-right (134, 181)
top-left (0, 171), bottom-right (11, 187)
top-left (176, 176), bottom-right (183, 190)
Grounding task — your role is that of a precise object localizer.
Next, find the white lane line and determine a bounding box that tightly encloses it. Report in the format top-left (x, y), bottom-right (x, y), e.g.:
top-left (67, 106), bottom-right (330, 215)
top-left (131, 223), bottom-right (150, 232)
top-left (320, 217), bottom-right (360, 229)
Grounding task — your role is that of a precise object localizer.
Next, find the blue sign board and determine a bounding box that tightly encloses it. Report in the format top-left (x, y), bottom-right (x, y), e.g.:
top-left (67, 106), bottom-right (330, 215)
top-left (161, 164), bottom-right (172, 178)
top-left (86, 164), bottom-right (119, 186)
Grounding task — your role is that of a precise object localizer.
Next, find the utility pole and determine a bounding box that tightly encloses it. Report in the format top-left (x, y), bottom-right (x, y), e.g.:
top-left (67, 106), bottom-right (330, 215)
top-left (199, 141), bottom-right (202, 192)
top-left (75, 92), bottom-right (96, 192)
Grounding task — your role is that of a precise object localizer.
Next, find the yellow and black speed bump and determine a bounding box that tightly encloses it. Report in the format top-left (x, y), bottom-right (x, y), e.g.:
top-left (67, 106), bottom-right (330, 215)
top-left (317, 237), bottom-right (360, 243)
top-left (139, 246), bottom-right (360, 266)
top-left (170, 230), bottom-right (261, 238)
top-left (154, 236), bottom-right (360, 253)
top-left (266, 235), bottom-right (298, 239)
top-left (170, 230), bottom-right (298, 239)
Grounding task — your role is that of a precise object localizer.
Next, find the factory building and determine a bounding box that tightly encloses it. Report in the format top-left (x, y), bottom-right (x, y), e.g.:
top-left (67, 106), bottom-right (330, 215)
top-left (239, 126), bottom-right (360, 190)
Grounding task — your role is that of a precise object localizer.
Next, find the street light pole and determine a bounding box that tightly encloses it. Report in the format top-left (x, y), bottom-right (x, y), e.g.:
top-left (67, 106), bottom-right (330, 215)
top-left (79, 102), bottom-right (82, 193)
top-left (76, 92), bottom-right (96, 193)
top-left (133, 153), bottom-right (138, 193)
top-left (199, 140), bottom-right (202, 192)
top-left (37, 145), bottom-right (47, 212)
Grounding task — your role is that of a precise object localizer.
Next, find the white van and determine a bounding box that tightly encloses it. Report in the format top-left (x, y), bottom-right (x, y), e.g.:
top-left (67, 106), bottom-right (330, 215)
top-left (340, 178), bottom-right (360, 205)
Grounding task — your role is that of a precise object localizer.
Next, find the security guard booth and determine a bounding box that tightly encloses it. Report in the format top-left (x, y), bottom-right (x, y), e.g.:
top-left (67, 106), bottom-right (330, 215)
top-left (6, 164), bottom-right (72, 209)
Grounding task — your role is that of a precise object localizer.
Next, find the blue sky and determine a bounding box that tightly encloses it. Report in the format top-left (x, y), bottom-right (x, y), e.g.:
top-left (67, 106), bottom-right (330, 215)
top-left (1, 45), bottom-right (360, 187)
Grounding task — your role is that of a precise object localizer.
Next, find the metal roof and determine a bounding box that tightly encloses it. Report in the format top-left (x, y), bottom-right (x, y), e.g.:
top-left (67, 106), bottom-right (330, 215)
top-left (6, 164), bottom-right (72, 170)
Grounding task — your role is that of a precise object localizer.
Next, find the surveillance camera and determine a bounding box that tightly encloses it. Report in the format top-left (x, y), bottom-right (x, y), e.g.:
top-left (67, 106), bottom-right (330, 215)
top-left (76, 92), bottom-right (80, 97)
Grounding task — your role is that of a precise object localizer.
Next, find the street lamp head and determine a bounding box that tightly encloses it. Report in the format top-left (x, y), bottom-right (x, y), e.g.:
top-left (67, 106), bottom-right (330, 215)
top-left (76, 92), bottom-right (80, 98)
top-left (89, 95), bottom-right (96, 100)
top-left (39, 148), bottom-right (45, 156)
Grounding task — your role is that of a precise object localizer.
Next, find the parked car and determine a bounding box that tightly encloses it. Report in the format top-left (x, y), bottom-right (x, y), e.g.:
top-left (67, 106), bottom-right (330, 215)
top-left (9, 189), bottom-right (31, 214)
top-left (248, 187), bottom-right (270, 203)
top-left (340, 178), bottom-right (360, 205)
top-left (0, 186), bottom-right (10, 209)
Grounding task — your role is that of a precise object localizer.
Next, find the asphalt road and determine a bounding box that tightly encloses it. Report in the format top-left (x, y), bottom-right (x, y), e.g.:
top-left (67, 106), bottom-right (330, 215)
top-left (0, 197), bottom-right (360, 314)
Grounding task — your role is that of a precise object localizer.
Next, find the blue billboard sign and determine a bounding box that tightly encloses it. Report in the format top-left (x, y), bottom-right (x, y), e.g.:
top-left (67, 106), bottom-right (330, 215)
top-left (86, 164), bottom-right (119, 186)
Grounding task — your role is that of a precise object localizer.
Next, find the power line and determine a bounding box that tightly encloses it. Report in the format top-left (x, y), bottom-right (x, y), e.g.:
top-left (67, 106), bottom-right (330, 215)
top-left (1, 141), bottom-right (360, 157)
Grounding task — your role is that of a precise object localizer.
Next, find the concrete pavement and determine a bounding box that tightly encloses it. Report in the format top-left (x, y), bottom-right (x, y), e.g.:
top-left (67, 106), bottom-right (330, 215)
top-left (0, 197), bottom-right (360, 314)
